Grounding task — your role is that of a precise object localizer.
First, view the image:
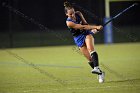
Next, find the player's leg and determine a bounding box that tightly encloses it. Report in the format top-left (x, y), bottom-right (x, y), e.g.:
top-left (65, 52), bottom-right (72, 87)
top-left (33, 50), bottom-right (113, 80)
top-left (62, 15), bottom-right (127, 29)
top-left (85, 34), bottom-right (105, 83)
top-left (79, 44), bottom-right (91, 61)
top-left (85, 34), bottom-right (102, 74)
top-left (79, 44), bottom-right (94, 69)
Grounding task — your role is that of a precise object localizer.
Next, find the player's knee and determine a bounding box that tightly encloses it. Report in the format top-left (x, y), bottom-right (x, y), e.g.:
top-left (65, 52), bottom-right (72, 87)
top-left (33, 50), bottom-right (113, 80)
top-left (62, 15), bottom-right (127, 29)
top-left (89, 58), bottom-right (92, 62)
top-left (87, 48), bottom-right (95, 53)
top-left (87, 56), bottom-right (92, 62)
top-left (83, 52), bottom-right (92, 61)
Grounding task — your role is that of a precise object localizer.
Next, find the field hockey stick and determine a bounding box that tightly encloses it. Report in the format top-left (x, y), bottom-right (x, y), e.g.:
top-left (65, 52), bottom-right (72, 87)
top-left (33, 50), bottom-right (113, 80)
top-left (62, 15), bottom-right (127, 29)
top-left (102, 3), bottom-right (138, 27)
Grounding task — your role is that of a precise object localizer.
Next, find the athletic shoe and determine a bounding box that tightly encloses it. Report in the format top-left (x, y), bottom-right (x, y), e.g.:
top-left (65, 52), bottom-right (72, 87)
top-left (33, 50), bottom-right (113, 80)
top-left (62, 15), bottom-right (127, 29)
top-left (98, 72), bottom-right (105, 83)
top-left (91, 68), bottom-right (102, 74)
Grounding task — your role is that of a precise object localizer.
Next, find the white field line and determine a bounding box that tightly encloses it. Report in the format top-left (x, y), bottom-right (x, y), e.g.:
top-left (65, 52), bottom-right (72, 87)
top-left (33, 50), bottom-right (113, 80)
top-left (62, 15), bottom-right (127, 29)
top-left (23, 84), bottom-right (140, 92)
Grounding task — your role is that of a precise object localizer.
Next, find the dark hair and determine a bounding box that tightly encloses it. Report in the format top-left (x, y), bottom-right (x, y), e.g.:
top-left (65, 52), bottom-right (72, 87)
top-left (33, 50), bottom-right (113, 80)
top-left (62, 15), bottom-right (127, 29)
top-left (64, 1), bottom-right (73, 14)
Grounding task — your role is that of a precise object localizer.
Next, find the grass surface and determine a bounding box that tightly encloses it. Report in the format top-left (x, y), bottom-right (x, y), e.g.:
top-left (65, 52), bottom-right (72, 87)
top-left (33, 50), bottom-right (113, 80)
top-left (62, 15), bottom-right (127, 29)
top-left (0, 43), bottom-right (140, 93)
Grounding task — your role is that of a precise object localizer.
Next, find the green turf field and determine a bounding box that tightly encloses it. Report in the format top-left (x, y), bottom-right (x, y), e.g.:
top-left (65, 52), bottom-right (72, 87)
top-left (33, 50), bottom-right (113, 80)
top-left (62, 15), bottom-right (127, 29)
top-left (0, 43), bottom-right (140, 93)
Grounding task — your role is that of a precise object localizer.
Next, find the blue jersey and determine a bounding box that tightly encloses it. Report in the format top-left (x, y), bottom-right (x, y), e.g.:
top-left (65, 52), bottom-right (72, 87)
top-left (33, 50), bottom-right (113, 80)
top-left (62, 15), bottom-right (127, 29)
top-left (66, 13), bottom-right (84, 37)
top-left (66, 13), bottom-right (93, 47)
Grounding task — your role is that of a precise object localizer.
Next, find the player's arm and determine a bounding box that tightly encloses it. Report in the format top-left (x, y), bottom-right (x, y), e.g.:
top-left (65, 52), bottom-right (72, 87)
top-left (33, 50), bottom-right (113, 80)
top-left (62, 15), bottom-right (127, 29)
top-left (75, 11), bottom-right (103, 31)
top-left (76, 11), bottom-right (88, 25)
top-left (66, 21), bottom-right (101, 30)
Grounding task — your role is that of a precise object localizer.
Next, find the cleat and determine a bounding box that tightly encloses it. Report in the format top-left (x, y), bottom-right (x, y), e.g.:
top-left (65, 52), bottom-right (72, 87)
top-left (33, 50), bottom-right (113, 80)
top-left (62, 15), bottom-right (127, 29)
top-left (98, 72), bottom-right (105, 83)
top-left (91, 68), bottom-right (102, 74)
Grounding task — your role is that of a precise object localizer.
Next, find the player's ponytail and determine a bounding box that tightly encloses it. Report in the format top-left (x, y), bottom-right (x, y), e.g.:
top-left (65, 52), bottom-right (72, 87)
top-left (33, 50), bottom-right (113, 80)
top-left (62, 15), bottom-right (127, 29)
top-left (64, 1), bottom-right (73, 14)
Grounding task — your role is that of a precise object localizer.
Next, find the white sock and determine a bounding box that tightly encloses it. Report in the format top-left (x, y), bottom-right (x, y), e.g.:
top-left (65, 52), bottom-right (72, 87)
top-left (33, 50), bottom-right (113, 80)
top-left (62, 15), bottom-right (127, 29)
top-left (90, 51), bottom-right (96, 56)
top-left (94, 66), bottom-right (99, 69)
